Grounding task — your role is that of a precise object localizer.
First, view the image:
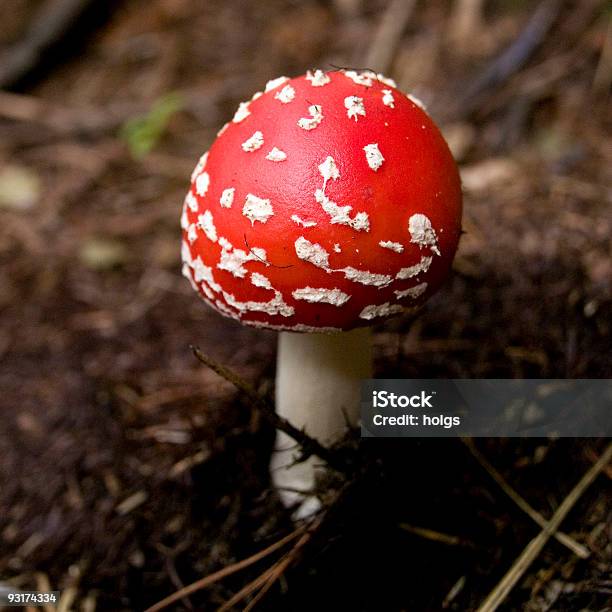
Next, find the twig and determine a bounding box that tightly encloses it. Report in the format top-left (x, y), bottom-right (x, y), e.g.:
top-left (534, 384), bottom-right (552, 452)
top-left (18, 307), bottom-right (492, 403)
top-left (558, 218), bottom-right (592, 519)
top-left (144, 527), bottom-right (305, 612)
top-left (398, 523), bottom-right (471, 548)
top-left (476, 442), bottom-right (612, 612)
top-left (363, 0), bottom-right (417, 74)
top-left (218, 511), bottom-right (326, 611)
top-left (463, 438), bottom-right (590, 559)
top-left (191, 346), bottom-right (347, 471)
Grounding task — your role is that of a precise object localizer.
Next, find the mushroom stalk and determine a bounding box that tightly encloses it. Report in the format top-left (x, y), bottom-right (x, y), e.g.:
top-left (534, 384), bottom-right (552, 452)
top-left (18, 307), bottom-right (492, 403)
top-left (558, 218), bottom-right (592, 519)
top-left (271, 328), bottom-right (372, 517)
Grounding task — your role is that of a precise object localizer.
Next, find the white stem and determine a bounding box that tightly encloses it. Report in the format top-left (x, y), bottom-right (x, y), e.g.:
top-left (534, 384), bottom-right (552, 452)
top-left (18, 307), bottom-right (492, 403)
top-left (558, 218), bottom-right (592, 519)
top-left (271, 328), bottom-right (372, 518)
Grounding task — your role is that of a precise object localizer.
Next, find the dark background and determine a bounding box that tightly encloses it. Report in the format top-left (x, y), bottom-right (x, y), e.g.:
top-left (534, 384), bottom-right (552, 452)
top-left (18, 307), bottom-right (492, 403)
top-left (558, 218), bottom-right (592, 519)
top-left (0, 1), bottom-right (610, 610)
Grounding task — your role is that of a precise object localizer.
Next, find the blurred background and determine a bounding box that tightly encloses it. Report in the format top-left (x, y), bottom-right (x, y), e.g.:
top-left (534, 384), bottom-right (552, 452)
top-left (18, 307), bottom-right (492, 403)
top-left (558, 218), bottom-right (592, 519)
top-left (0, 1), bottom-right (610, 610)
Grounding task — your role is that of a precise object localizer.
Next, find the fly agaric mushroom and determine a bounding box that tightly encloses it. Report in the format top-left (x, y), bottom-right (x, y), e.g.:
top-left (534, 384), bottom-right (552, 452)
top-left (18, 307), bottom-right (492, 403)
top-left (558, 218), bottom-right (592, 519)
top-left (181, 69), bottom-right (462, 517)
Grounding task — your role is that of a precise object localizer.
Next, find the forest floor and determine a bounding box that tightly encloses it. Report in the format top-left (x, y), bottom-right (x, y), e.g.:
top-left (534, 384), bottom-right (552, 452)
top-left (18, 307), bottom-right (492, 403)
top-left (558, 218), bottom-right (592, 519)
top-left (0, 1), bottom-right (610, 610)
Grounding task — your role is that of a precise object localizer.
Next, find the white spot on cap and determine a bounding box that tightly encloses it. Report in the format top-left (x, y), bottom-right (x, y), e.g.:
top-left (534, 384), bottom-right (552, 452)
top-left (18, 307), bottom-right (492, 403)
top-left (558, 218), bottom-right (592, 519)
top-left (306, 69), bottom-right (331, 86)
top-left (318, 156), bottom-right (340, 186)
top-left (344, 96), bottom-right (365, 121)
top-left (377, 73), bottom-right (397, 88)
top-left (333, 243), bottom-right (341, 253)
top-left (382, 89), bottom-right (395, 108)
top-left (217, 239), bottom-right (268, 278)
top-left (295, 236), bottom-right (330, 269)
top-left (185, 191), bottom-right (198, 212)
top-left (251, 272), bottom-right (272, 289)
top-left (265, 147), bottom-right (287, 162)
top-left (407, 93), bottom-right (427, 111)
top-left (341, 267), bottom-right (392, 288)
top-left (395, 282), bottom-right (427, 299)
top-left (297, 105), bottom-right (323, 130)
top-left (265, 76), bottom-right (289, 92)
top-left (195, 172), bottom-right (210, 197)
top-left (396, 255), bottom-right (433, 279)
top-left (190, 152), bottom-right (208, 182)
top-left (180, 206), bottom-right (189, 230)
top-left (343, 70), bottom-right (374, 86)
top-left (187, 223), bottom-right (198, 244)
top-left (232, 101), bottom-right (251, 123)
top-left (363, 143), bottom-right (384, 171)
top-left (197, 210), bottom-right (217, 242)
top-left (315, 190), bottom-right (370, 232)
top-left (251, 91), bottom-right (263, 101)
top-left (359, 303), bottom-right (405, 320)
top-left (215, 299), bottom-right (240, 319)
top-left (243, 193), bottom-right (273, 225)
top-left (291, 215), bottom-right (317, 228)
top-left (220, 188), bottom-right (235, 208)
top-left (292, 287), bottom-right (351, 306)
top-left (274, 85), bottom-right (295, 104)
top-left (379, 240), bottom-right (404, 253)
top-left (408, 214), bottom-right (440, 255)
top-left (223, 290), bottom-right (294, 318)
top-left (192, 257), bottom-right (222, 292)
top-left (181, 240), bottom-right (192, 266)
top-left (182, 263), bottom-right (199, 292)
top-left (242, 131), bottom-right (264, 152)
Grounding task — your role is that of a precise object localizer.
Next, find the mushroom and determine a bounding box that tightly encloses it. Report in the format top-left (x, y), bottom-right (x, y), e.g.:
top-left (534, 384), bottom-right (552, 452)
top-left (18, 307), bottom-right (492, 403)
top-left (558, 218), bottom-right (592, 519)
top-left (181, 70), bottom-right (462, 518)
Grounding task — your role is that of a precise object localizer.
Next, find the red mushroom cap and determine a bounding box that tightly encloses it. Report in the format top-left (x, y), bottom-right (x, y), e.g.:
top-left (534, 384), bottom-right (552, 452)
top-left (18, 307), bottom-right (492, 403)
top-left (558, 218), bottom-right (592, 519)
top-left (181, 70), bottom-right (462, 332)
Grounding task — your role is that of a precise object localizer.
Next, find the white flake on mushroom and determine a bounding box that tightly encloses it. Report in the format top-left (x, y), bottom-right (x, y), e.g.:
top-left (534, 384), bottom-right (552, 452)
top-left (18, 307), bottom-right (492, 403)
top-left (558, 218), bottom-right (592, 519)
top-left (181, 240), bottom-right (192, 266)
top-left (297, 105), bottom-right (323, 130)
top-left (180, 206), bottom-right (189, 230)
top-left (316, 156), bottom-right (370, 231)
top-left (343, 70), bottom-right (374, 86)
top-left (215, 299), bottom-right (240, 319)
top-left (376, 73), bottom-right (397, 88)
top-left (247, 320), bottom-right (341, 333)
top-left (340, 267), bottom-right (392, 288)
top-left (219, 188), bottom-right (235, 208)
top-left (382, 89), bottom-right (395, 108)
top-left (395, 282), bottom-right (427, 299)
top-left (251, 272), bottom-right (272, 290)
top-left (292, 287), bottom-right (351, 306)
top-left (242, 193), bottom-right (274, 225)
top-left (407, 93), bottom-right (427, 111)
top-left (306, 69), bottom-right (330, 86)
top-left (344, 96), bottom-right (366, 121)
top-left (363, 143), bottom-right (384, 171)
top-left (379, 240), bottom-right (404, 253)
top-left (223, 290), bottom-right (294, 318)
top-left (182, 263), bottom-right (199, 292)
top-left (408, 213), bottom-right (440, 255)
top-left (195, 172), bottom-right (210, 197)
top-left (396, 255), bottom-right (433, 279)
top-left (232, 101), bottom-right (251, 123)
top-left (190, 152), bottom-right (208, 182)
top-left (265, 76), bottom-right (289, 92)
top-left (333, 243), bottom-right (341, 253)
top-left (196, 210), bottom-right (218, 242)
top-left (187, 223), bottom-right (197, 244)
top-left (192, 257), bottom-right (222, 293)
top-left (294, 237), bottom-right (330, 269)
top-left (291, 215), bottom-right (317, 228)
top-left (242, 131), bottom-right (264, 152)
top-left (185, 191), bottom-right (198, 212)
top-left (217, 238), bottom-right (268, 278)
top-left (359, 303), bottom-right (405, 320)
top-left (274, 85), bottom-right (296, 104)
top-left (265, 147), bottom-right (287, 162)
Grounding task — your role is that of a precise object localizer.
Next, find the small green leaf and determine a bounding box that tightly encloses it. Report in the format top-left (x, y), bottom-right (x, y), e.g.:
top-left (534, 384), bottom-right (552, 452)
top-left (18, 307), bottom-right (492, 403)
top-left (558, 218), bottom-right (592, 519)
top-left (120, 92), bottom-right (184, 159)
